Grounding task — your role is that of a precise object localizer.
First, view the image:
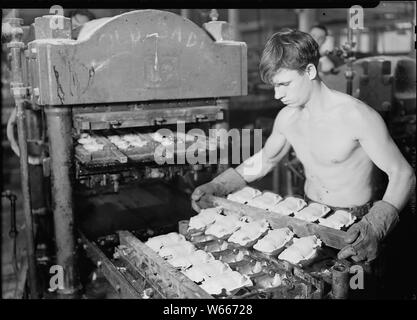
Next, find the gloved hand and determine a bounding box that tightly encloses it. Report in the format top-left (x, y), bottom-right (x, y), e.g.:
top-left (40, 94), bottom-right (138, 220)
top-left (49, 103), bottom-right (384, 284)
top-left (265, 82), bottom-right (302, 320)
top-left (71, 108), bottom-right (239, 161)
top-left (191, 168), bottom-right (246, 213)
top-left (337, 200), bottom-right (399, 263)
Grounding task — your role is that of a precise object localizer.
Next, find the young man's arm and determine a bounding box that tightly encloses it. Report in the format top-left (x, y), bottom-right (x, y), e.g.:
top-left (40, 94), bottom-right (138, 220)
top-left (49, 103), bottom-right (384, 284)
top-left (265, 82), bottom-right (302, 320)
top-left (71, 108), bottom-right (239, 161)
top-left (338, 102), bottom-right (416, 262)
top-left (351, 103), bottom-right (415, 211)
top-left (235, 110), bottom-right (292, 183)
top-left (191, 108), bottom-right (293, 211)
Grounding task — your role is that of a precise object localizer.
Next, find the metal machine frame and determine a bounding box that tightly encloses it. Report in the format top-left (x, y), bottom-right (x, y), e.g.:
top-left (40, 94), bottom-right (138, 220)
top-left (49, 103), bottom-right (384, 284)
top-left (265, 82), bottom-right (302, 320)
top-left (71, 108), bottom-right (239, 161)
top-left (6, 9), bottom-right (247, 298)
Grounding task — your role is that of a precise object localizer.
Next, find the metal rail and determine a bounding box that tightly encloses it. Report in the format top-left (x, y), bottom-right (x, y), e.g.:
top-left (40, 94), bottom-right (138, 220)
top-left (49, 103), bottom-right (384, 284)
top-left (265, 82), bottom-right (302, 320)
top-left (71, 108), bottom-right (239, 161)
top-left (79, 233), bottom-right (143, 299)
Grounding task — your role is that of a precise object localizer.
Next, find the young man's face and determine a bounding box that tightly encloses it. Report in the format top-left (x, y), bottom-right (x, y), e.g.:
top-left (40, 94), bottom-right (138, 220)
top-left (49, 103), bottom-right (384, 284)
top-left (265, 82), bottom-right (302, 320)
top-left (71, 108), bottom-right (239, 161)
top-left (271, 68), bottom-right (313, 108)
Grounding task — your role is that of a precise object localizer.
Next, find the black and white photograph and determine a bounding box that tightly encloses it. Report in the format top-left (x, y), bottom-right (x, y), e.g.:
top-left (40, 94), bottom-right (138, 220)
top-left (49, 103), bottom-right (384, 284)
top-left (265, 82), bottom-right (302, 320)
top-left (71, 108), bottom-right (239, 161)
top-left (1, 1), bottom-right (416, 305)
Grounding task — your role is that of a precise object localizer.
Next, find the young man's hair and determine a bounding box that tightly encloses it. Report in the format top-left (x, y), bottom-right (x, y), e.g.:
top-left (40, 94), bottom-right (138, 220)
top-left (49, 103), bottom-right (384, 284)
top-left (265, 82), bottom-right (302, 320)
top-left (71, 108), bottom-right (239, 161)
top-left (310, 24), bottom-right (328, 36)
top-left (259, 28), bottom-right (320, 84)
top-left (68, 9), bottom-right (96, 21)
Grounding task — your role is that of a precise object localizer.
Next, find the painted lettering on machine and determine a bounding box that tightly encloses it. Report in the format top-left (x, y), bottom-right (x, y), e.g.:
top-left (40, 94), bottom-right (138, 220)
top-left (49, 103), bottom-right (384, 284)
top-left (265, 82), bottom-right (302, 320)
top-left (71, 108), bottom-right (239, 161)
top-left (97, 26), bottom-right (206, 51)
top-left (95, 26), bottom-right (206, 90)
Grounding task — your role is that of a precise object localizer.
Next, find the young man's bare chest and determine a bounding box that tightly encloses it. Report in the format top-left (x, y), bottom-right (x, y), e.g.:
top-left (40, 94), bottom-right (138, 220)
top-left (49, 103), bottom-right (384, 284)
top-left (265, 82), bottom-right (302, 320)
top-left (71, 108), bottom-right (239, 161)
top-left (283, 109), bottom-right (360, 166)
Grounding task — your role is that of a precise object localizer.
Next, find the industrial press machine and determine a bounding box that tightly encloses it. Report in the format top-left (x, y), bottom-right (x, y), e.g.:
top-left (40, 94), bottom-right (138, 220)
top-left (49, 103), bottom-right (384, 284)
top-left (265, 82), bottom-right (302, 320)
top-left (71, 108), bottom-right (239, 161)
top-left (6, 9), bottom-right (248, 298)
top-left (6, 9), bottom-right (366, 299)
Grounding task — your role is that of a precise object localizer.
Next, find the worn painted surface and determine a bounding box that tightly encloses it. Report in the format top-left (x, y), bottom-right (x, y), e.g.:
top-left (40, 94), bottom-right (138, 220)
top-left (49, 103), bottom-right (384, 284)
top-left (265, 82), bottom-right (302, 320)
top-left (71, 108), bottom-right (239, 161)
top-left (30, 10), bottom-right (247, 106)
top-left (44, 107), bottom-right (80, 293)
top-left (73, 105), bottom-right (223, 131)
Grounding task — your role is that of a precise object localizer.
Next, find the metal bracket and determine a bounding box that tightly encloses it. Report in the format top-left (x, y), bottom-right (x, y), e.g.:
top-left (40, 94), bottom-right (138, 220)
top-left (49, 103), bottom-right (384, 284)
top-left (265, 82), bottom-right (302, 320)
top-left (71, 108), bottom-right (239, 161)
top-left (42, 157), bottom-right (51, 177)
top-left (194, 114), bottom-right (208, 122)
top-left (109, 120), bottom-right (122, 128)
top-left (10, 86), bottom-right (30, 100)
top-left (154, 117), bottom-right (166, 125)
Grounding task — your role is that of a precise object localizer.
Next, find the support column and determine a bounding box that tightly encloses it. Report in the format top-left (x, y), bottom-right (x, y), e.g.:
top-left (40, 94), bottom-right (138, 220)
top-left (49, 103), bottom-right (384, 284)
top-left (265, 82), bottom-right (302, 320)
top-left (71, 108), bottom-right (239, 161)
top-left (180, 9), bottom-right (191, 19)
top-left (44, 106), bottom-right (80, 296)
top-left (297, 9), bottom-right (317, 33)
top-left (16, 93), bottom-right (39, 298)
top-left (228, 9), bottom-right (240, 41)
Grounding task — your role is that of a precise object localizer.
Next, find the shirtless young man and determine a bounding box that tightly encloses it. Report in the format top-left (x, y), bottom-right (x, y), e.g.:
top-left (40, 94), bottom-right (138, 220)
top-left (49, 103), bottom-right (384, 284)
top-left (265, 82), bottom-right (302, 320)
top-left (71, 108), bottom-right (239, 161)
top-left (191, 29), bottom-right (415, 263)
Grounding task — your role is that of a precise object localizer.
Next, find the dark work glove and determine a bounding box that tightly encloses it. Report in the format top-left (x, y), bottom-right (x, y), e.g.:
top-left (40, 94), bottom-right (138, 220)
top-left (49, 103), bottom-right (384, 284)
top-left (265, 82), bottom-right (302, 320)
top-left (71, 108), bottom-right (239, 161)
top-left (191, 168), bottom-right (246, 213)
top-left (337, 201), bottom-right (399, 263)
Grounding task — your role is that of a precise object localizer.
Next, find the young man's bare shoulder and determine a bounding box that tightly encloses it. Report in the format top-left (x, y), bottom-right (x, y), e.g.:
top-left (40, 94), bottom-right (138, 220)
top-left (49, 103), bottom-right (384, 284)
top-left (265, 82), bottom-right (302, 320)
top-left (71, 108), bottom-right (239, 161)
top-left (330, 90), bottom-right (375, 119)
top-left (274, 106), bottom-right (300, 132)
top-left (330, 90), bottom-right (383, 135)
top-left (277, 106), bottom-right (300, 123)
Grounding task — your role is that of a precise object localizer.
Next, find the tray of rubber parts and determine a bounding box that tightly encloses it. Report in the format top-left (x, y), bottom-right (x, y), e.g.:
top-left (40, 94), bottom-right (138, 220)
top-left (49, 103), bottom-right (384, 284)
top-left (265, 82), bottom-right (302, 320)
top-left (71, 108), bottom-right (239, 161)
top-left (246, 191), bottom-right (283, 211)
top-left (157, 240), bottom-right (196, 260)
top-left (181, 259), bottom-right (233, 283)
top-left (198, 269), bottom-right (254, 297)
top-left (174, 132), bottom-right (202, 156)
top-left (318, 209), bottom-right (357, 230)
top-left (228, 256), bottom-right (267, 278)
top-left (278, 235), bottom-right (323, 267)
top-left (294, 202), bottom-right (331, 223)
top-left (144, 232), bottom-right (188, 253)
top-left (269, 196), bottom-right (307, 216)
top-left (180, 132), bottom-right (219, 156)
top-left (212, 247), bottom-right (251, 264)
top-left (226, 187), bottom-right (262, 204)
top-left (253, 227), bottom-right (295, 256)
top-left (251, 269), bottom-right (286, 290)
top-left (194, 238), bottom-right (230, 253)
top-left (182, 259), bottom-right (255, 298)
top-left (77, 133), bottom-right (105, 152)
top-left (250, 271), bottom-right (314, 299)
top-left (204, 214), bottom-right (247, 240)
top-left (167, 249), bottom-right (216, 270)
top-left (75, 133), bottom-right (128, 163)
top-left (146, 131), bottom-right (177, 162)
top-left (150, 131), bottom-right (210, 161)
top-left (186, 233), bottom-right (217, 244)
top-left (186, 206), bottom-right (224, 235)
top-left (227, 219), bottom-right (271, 248)
top-left (107, 132), bottom-right (156, 161)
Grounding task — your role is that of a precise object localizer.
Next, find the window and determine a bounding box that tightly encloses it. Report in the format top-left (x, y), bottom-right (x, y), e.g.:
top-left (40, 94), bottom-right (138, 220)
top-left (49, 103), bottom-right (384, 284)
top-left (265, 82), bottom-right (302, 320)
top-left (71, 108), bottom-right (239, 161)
top-left (377, 29), bottom-right (413, 54)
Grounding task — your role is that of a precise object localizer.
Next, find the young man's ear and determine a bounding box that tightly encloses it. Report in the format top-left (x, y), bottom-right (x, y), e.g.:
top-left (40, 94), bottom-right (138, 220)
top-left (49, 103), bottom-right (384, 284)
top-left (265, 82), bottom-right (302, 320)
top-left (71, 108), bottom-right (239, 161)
top-left (305, 63), bottom-right (318, 80)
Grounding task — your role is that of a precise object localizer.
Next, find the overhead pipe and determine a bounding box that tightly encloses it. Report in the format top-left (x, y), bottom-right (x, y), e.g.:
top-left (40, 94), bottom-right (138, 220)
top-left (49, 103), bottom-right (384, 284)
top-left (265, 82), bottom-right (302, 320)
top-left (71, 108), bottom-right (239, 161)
top-left (228, 9), bottom-right (240, 41)
top-left (180, 9), bottom-right (190, 19)
top-left (297, 9), bottom-right (317, 33)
